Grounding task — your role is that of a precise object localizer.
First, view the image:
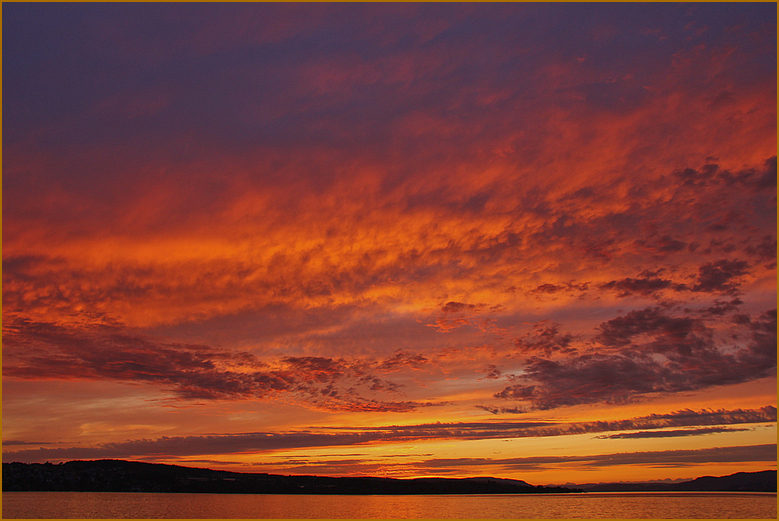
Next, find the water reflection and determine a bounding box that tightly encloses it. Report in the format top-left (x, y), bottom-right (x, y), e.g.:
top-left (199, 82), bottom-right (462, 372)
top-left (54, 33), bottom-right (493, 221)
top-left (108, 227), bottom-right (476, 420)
top-left (3, 491), bottom-right (777, 519)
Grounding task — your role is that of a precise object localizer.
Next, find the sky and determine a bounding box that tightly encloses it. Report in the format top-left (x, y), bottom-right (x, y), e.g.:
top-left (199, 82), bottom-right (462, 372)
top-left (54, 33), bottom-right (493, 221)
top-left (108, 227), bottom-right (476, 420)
top-left (2, 2), bottom-right (776, 486)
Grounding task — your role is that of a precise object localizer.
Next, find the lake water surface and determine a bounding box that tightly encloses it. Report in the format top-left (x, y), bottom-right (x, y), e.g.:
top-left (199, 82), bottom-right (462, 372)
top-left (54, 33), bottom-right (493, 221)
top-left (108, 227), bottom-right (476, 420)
top-left (2, 491), bottom-right (776, 519)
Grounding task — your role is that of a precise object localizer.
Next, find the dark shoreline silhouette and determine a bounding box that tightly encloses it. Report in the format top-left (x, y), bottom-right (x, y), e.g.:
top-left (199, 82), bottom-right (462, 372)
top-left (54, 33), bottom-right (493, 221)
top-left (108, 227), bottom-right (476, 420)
top-left (2, 460), bottom-right (775, 494)
top-left (576, 469), bottom-right (776, 493)
top-left (2, 460), bottom-right (579, 494)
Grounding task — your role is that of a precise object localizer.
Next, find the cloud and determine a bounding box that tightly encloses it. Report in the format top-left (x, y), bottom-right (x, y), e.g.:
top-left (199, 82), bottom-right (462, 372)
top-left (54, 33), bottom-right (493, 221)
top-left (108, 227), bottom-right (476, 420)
top-left (674, 158), bottom-right (777, 192)
top-left (495, 348), bottom-right (773, 410)
top-left (0, 4), bottom-right (773, 492)
top-left (736, 309), bottom-right (778, 373)
top-left (700, 298), bottom-right (743, 316)
top-left (598, 257), bottom-right (753, 298)
top-left (2, 433), bottom-right (389, 463)
top-left (634, 406), bottom-right (777, 427)
top-left (5, 302), bottom-right (774, 414)
top-left (1, 4), bottom-right (776, 480)
top-left (1, 440), bottom-right (52, 446)
top-left (595, 307), bottom-right (710, 349)
top-left (5, 406), bottom-right (773, 463)
top-left (514, 321), bottom-right (577, 356)
top-left (745, 234), bottom-right (777, 269)
top-left (377, 350), bottom-right (429, 372)
top-left (255, 443), bottom-right (778, 476)
top-left (495, 354), bottom-right (678, 409)
top-left (634, 235), bottom-right (687, 254)
top-left (475, 405), bottom-right (527, 415)
top-left (429, 302), bottom-right (492, 333)
top-left (1, 317), bottom-right (444, 413)
top-left (595, 427), bottom-right (750, 439)
top-left (414, 444), bottom-right (777, 472)
top-left (481, 365), bottom-right (504, 380)
top-left (599, 275), bottom-right (687, 298)
top-left (692, 259), bottom-right (750, 294)
top-left (441, 301), bottom-right (482, 313)
top-left (496, 308), bottom-right (775, 409)
top-left (3, 156), bottom-right (774, 334)
top-left (281, 356), bottom-right (348, 383)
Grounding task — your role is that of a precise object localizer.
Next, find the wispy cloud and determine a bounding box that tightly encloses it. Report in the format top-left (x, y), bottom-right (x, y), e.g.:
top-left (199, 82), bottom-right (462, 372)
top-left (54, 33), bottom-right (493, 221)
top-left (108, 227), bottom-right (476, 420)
top-left (595, 427), bottom-right (751, 439)
top-left (4, 407), bottom-right (774, 463)
top-left (412, 444), bottom-right (777, 471)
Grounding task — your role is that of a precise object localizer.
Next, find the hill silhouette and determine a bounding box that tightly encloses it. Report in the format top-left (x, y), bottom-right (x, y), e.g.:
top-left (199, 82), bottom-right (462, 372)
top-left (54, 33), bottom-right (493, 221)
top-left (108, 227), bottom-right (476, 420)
top-left (579, 470), bottom-right (776, 493)
top-left (2, 460), bottom-right (576, 494)
top-left (3, 460), bottom-right (774, 494)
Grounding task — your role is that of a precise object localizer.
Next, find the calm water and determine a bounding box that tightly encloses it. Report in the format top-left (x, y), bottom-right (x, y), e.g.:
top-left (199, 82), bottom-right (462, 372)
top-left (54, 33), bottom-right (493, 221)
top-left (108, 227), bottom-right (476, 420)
top-left (2, 491), bottom-right (776, 519)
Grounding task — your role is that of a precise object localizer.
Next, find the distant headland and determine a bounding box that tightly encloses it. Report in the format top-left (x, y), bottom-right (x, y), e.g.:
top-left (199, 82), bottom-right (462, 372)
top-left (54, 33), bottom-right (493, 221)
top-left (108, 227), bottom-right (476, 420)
top-left (2, 460), bottom-right (775, 495)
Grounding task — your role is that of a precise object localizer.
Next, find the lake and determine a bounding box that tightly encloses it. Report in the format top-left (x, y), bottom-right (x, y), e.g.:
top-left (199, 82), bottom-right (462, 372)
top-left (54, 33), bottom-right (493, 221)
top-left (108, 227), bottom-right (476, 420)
top-left (2, 491), bottom-right (776, 518)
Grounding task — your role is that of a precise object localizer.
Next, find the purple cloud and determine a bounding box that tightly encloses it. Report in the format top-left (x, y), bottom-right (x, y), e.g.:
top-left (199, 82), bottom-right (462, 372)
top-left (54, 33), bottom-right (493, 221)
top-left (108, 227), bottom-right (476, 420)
top-left (692, 259), bottom-right (750, 294)
top-left (1, 317), bottom-right (441, 412)
top-left (415, 444), bottom-right (776, 471)
top-left (596, 427), bottom-right (750, 439)
top-left (6, 406), bottom-right (773, 463)
top-left (496, 308), bottom-right (776, 410)
top-left (514, 322), bottom-right (577, 357)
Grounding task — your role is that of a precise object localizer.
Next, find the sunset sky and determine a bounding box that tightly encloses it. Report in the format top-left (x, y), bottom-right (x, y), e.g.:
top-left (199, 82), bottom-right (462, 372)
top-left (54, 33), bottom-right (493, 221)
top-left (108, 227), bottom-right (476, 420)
top-left (2, 2), bottom-right (776, 486)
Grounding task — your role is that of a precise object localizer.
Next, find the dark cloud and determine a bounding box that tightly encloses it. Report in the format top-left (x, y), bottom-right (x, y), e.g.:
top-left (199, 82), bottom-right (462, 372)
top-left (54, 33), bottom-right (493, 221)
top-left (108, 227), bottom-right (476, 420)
top-left (736, 309), bottom-right (777, 374)
top-left (673, 158), bottom-right (777, 192)
top-left (595, 427), bottom-right (750, 439)
top-left (2, 317), bottom-right (265, 394)
top-left (495, 348), bottom-right (772, 410)
top-left (634, 235), bottom-right (687, 254)
top-left (599, 276), bottom-right (687, 298)
top-left (2, 432), bottom-right (390, 464)
top-left (5, 407), bottom-right (773, 463)
top-left (495, 354), bottom-right (673, 409)
top-left (1, 440), bottom-right (52, 446)
top-left (281, 356), bottom-right (348, 383)
top-left (745, 234), bottom-right (777, 269)
top-left (595, 307), bottom-right (709, 350)
top-left (599, 257), bottom-right (752, 298)
top-left (514, 321), bottom-right (577, 356)
top-left (575, 444), bottom-right (777, 468)
top-left (2, 255), bottom-right (68, 278)
top-left (1, 317), bottom-right (442, 413)
top-left (692, 259), bottom-right (750, 294)
top-left (532, 284), bottom-right (567, 294)
top-left (496, 308), bottom-right (775, 410)
top-left (530, 282), bottom-right (590, 297)
top-left (415, 444), bottom-right (777, 471)
top-left (756, 155), bottom-right (777, 190)
top-left (377, 350), bottom-right (429, 371)
top-left (324, 399), bottom-right (445, 413)
top-left (482, 365), bottom-right (503, 380)
top-left (432, 302), bottom-right (492, 332)
top-left (646, 405), bottom-right (776, 423)
top-left (4, 299), bottom-right (773, 416)
top-left (700, 298), bottom-right (743, 316)
top-left (367, 378), bottom-right (401, 393)
top-left (441, 301), bottom-right (481, 313)
top-left (474, 405), bottom-right (527, 415)
top-left (674, 164), bottom-right (722, 188)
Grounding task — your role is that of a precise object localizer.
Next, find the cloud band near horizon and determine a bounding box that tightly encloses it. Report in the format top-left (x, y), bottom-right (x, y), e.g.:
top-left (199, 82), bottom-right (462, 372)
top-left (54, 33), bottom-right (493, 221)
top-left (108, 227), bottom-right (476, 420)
top-left (4, 406), bottom-right (774, 463)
